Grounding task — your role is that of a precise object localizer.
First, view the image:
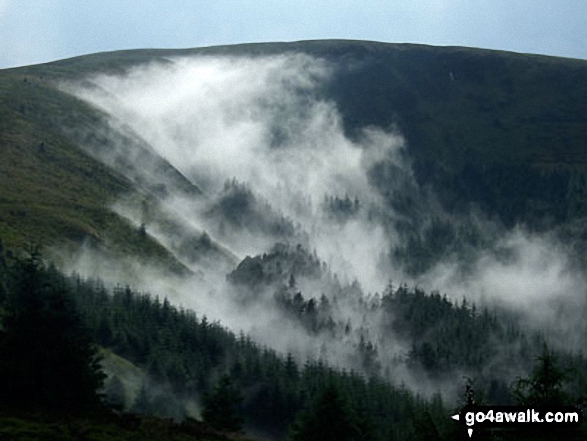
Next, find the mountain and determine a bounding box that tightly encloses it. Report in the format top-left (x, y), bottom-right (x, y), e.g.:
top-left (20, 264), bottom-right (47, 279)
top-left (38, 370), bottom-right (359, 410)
top-left (3, 39), bottom-right (587, 440)
top-left (2, 41), bottom-right (587, 261)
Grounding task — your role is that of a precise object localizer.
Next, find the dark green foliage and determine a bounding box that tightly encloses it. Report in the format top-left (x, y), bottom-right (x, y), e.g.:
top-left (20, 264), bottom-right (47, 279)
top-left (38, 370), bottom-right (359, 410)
top-left (66, 266), bottom-right (440, 439)
top-left (0, 240), bottom-right (7, 305)
top-left (0, 252), bottom-right (105, 414)
top-left (412, 410), bottom-right (441, 441)
top-left (321, 43), bottom-right (587, 226)
top-left (211, 179), bottom-right (296, 239)
top-left (227, 242), bottom-right (323, 293)
top-left (227, 245), bottom-right (585, 409)
top-left (479, 348), bottom-right (586, 441)
top-left (390, 214), bottom-right (492, 276)
top-left (3, 42), bottom-right (587, 440)
top-left (289, 384), bottom-right (360, 441)
top-left (3, 245), bottom-right (585, 439)
top-left (514, 345), bottom-right (574, 407)
top-left (358, 335), bottom-right (380, 377)
top-left (381, 283), bottom-right (522, 378)
top-left (446, 162), bottom-right (570, 227)
top-left (0, 412), bottom-right (248, 441)
top-left (203, 375), bottom-right (244, 432)
top-left (4, 244), bottom-right (587, 439)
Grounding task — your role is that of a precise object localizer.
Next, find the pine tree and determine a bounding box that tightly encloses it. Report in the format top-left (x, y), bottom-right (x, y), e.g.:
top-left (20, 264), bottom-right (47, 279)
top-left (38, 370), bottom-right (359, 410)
top-left (289, 384), bottom-right (360, 441)
top-left (0, 252), bottom-right (105, 413)
top-left (0, 239), bottom-right (7, 304)
top-left (202, 375), bottom-right (244, 432)
top-left (514, 344), bottom-right (572, 407)
top-left (412, 410), bottom-right (441, 441)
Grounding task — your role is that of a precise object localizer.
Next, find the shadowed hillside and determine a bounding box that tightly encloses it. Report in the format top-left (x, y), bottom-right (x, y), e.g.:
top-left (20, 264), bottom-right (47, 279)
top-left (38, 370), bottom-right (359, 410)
top-left (3, 40), bottom-right (587, 261)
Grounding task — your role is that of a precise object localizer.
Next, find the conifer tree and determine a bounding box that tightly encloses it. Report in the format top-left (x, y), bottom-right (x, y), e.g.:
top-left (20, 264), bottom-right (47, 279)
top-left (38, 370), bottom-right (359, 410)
top-left (514, 344), bottom-right (572, 407)
top-left (0, 252), bottom-right (105, 413)
top-left (289, 384), bottom-right (360, 441)
top-left (202, 375), bottom-right (244, 432)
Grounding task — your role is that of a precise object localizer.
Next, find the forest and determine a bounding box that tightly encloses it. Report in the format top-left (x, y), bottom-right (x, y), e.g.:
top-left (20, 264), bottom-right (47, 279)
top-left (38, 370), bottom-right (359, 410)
top-left (0, 240), bottom-right (585, 440)
top-left (1, 41), bottom-right (587, 441)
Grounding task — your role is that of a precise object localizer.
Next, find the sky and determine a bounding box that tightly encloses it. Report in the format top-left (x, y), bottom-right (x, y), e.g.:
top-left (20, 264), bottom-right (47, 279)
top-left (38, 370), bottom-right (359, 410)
top-left (0, 0), bottom-right (586, 68)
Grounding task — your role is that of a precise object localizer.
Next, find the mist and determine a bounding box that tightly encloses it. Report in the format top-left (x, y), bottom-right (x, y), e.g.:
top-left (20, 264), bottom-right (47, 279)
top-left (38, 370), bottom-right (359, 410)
top-left (64, 54), bottom-right (406, 288)
top-left (60, 52), bottom-right (587, 399)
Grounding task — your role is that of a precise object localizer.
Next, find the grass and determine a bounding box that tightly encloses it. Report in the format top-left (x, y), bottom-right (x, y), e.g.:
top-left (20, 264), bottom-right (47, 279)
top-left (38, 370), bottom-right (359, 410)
top-left (1, 40), bottom-right (587, 260)
top-left (0, 70), bottom-right (188, 273)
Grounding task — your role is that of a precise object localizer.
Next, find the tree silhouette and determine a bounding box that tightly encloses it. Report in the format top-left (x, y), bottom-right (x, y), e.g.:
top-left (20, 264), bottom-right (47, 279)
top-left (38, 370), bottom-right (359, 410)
top-left (514, 344), bottom-right (572, 407)
top-left (202, 375), bottom-right (244, 432)
top-left (289, 384), bottom-right (360, 441)
top-left (0, 252), bottom-right (105, 413)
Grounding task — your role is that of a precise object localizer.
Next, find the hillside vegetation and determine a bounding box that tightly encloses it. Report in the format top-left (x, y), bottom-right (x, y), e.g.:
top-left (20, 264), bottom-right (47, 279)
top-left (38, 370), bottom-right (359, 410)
top-left (0, 70), bottom-right (194, 275)
top-left (2, 41), bottom-right (587, 440)
top-left (1, 244), bottom-right (585, 440)
top-left (2, 40), bottom-right (587, 259)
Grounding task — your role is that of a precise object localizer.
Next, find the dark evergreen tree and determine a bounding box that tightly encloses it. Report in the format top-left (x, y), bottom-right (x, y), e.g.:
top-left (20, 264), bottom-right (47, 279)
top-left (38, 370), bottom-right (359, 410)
top-left (289, 384), bottom-right (360, 441)
top-left (202, 375), bottom-right (244, 432)
top-left (0, 252), bottom-right (105, 413)
top-left (514, 345), bottom-right (573, 407)
top-left (412, 410), bottom-right (441, 441)
top-left (138, 222), bottom-right (147, 240)
top-left (0, 239), bottom-right (7, 305)
top-left (285, 353), bottom-right (299, 381)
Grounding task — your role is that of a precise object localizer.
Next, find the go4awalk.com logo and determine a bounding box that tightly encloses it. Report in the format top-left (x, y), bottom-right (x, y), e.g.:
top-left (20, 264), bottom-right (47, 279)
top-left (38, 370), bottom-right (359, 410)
top-left (451, 405), bottom-right (583, 438)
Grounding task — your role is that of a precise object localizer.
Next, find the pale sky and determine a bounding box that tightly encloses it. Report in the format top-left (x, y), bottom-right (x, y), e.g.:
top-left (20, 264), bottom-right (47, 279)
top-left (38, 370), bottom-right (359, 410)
top-left (1, 0), bottom-right (586, 69)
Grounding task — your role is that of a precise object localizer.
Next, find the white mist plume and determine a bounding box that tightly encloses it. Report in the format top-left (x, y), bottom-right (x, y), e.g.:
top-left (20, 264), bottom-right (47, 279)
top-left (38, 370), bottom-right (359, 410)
top-left (66, 53), bottom-right (405, 291)
top-left (61, 52), bottom-right (587, 399)
top-left (421, 228), bottom-right (587, 349)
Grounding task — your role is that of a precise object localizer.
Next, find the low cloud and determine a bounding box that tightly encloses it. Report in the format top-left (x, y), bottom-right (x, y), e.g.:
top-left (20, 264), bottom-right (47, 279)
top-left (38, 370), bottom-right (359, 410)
top-left (60, 52), bottom-right (587, 399)
top-left (65, 53), bottom-right (405, 290)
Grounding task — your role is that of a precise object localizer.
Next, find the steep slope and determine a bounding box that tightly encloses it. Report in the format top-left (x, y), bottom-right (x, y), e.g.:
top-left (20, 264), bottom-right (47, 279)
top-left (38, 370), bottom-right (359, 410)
top-left (320, 44), bottom-right (587, 226)
top-left (0, 66), bottom-right (239, 274)
top-left (3, 40), bottom-right (587, 277)
top-left (0, 72), bottom-right (183, 271)
top-left (4, 42), bottom-right (587, 439)
top-left (7, 40), bottom-right (587, 233)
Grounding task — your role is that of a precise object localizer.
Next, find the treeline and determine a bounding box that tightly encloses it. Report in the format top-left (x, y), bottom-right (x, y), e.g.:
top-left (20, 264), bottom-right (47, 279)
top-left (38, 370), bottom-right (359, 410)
top-left (1, 242), bottom-right (586, 439)
top-left (70, 271), bottom-right (446, 439)
top-left (0, 248), bottom-right (105, 415)
top-left (209, 178), bottom-right (298, 240)
top-left (227, 242), bottom-right (587, 410)
top-left (390, 215), bottom-right (490, 276)
top-left (322, 194), bottom-right (361, 222)
top-left (0, 242), bottom-right (446, 439)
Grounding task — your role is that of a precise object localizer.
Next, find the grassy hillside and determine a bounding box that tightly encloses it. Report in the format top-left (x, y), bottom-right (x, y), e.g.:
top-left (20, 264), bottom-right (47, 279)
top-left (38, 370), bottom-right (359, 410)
top-left (0, 73), bottom-right (124, 246)
top-left (2, 40), bottom-right (587, 261)
top-left (0, 68), bottom-right (206, 272)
